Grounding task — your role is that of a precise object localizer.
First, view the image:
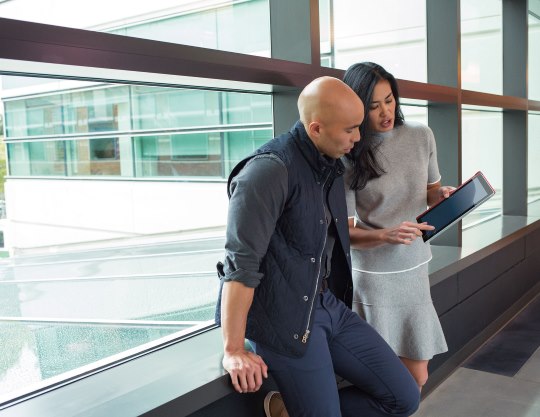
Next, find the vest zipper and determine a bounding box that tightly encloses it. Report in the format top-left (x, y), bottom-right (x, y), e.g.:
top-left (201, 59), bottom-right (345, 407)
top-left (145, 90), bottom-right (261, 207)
top-left (302, 169), bottom-right (332, 343)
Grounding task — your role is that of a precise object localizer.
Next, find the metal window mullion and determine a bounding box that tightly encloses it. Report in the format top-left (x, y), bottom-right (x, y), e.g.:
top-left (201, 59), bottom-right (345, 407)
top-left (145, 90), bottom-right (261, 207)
top-left (270, 0), bottom-right (315, 134)
top-left (426, 0), bottom-right (461, 246)
top-left (502, 0), bottom-right (528, 216)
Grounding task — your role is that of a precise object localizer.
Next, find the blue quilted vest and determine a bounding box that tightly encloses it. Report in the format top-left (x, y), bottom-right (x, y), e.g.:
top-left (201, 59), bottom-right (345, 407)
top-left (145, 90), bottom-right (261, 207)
top-left (216, 121), bottom-right (353, 357)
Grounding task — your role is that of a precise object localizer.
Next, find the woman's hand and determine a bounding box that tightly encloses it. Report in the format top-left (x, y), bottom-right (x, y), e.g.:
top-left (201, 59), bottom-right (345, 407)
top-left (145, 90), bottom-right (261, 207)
top-left (435, 186), bottom-right (456, 203)
top-left (427, 182), bottom-right (456, 206)
top-left (381, 221), bottom-right (434, 245)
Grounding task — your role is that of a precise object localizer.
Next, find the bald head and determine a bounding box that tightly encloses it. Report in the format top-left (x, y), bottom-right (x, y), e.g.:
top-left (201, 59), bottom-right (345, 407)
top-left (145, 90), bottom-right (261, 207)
top-left (297, 76), bottom-right (364, 159)
top-left (298, 76), bottom-right (363, 126)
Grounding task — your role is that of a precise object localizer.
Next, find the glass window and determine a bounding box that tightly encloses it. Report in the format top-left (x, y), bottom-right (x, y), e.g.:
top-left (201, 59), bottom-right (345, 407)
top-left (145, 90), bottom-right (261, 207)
top-left (28, 140), bottom-right (66, 176)
top-left (90, 138), bottom-right (119, 160)
top-left (320, 0), bottom-right (427, 82)
top-left (63, 87), bottom-right (129, 135)
top-left (5, 95), bottom-right (64, 138)
top-left (319, 0), bottom-right (333, 67)
top-left (0, 0), bottom-right (270, 57)
top-left (529, 113), bottom-right (540, 205)
top-left (223, 129), bottom-right (273, 174)
top-left (461, 107), bottom-right (503, 227)
top-left (461, 0), bottom-right (503, 94)
top-left (0, 72), bottom-right (272, 401)
top-left (76, 138), bottom-right (121, 176)
top-left (9, 137), bottom-right (122, 177)
top-left (529, 12), bottom-right (540, 100)
top-left (8, 140), bottom-right (67, 176)
top-left (3, 77), bottom-right (272, 180)
top-left (6, 142), bottom-right (31, 176)
top-left (402, 101), bottom-right (428, 125)
top-left (4, 85), bottom-right (129, 138)
top-left (134, 133), bottom-right (221, 178)
top-left (221, 91), bottom-right (272, 125)
top-left (131, 86), bottom-right (220, 130)
top-left (0, 137), bottom-right (5, 220)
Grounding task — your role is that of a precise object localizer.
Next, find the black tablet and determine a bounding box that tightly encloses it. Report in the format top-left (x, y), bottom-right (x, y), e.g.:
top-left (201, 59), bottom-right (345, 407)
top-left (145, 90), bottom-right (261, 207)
top-left (416, 171), bottom-right (496, 242)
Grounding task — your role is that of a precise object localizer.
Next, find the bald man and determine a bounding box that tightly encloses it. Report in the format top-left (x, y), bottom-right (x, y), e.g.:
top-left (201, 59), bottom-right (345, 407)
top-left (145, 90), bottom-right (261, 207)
top-left (215, 77), bottom-right (419, 417)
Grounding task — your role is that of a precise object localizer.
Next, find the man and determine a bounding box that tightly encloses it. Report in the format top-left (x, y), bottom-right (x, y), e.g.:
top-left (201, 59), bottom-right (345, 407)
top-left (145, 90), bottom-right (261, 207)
top-left (216, 77), bottom-right (420, 417)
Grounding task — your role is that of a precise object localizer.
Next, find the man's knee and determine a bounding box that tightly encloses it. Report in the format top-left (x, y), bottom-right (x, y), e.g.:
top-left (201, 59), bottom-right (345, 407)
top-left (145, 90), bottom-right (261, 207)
top-left (392, 384), bottom-right (420, 417)
top-left (339, 382), bottom-right (420, 417)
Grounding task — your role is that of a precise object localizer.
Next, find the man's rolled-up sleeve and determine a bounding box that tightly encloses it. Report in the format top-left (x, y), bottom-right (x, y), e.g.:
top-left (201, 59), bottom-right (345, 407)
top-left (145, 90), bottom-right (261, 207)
top-left (223, 154), bottom-right (288, 288)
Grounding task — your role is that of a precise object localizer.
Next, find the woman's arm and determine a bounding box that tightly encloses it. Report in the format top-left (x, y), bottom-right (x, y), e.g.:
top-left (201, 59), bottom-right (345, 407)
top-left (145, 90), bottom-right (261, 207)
top-left (348, 217), bottom-right (434, 249)
top-left (348, 217), bottom-right (385, 249)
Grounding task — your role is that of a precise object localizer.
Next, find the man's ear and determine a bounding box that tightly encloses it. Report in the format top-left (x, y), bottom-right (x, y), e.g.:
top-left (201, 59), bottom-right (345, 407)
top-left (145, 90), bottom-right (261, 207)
top-left (307, 121), bottom-right (321, 138)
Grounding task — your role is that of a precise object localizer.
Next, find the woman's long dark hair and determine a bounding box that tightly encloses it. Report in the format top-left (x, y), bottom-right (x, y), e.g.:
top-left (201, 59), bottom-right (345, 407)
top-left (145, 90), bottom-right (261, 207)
top-left (343, 62), bottom-right (405, 190)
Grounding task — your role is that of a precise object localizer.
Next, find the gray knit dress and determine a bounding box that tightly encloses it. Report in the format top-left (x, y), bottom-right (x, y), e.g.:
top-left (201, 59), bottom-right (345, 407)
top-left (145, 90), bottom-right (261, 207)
top-left (344, 121), bottom-right (448, 360)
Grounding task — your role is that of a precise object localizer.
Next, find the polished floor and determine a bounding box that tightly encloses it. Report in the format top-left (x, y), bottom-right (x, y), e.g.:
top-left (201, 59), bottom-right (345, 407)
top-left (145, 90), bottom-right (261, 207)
top-left (414, 294), bottom-right (540, 417)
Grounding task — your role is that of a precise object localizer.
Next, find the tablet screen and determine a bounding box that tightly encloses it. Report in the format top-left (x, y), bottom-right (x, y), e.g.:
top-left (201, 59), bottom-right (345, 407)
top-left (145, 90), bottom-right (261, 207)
top-left (417, 171), bottom-right (495, 242)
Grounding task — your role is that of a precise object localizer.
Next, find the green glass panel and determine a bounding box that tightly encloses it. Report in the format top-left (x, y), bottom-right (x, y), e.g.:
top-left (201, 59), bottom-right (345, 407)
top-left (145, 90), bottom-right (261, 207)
top-left (131, 87), bottom-right (220, 130)
top-left (223, 129), bottom-right (273, 176)
top-left (133, 132), bottom-right (222, 177)
top-left (221, 92), bottom-right (272, 125)
top-left (61, 86), bottom-right (130, 135)
top-left (27, 141), bottom-right (66, 176)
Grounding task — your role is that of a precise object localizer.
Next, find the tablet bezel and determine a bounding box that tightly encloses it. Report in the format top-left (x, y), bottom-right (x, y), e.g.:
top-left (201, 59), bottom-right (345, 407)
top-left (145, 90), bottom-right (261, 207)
top-left (416, 171), bottom-right (496, 242)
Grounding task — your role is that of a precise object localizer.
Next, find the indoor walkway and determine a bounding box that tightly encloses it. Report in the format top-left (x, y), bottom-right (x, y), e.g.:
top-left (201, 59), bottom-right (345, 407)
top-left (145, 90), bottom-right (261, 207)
top-left (414, 293), bottom-right (540, 417)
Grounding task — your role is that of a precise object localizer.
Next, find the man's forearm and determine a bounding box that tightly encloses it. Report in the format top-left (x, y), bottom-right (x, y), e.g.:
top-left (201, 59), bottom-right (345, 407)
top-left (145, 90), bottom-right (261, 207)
top-left (221, 280), bottom-right (255, 354)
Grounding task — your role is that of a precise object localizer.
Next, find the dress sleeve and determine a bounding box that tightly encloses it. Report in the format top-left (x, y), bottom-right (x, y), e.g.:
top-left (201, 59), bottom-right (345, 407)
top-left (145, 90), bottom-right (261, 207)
top-left (426, 126), bottom-right (442, 185)
top-left (223, 154), bottom-right (288, 288)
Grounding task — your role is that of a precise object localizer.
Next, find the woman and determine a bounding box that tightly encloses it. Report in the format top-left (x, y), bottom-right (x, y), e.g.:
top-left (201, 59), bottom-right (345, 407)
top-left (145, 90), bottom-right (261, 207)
top-left (342, 62), bottom-right (451, 391)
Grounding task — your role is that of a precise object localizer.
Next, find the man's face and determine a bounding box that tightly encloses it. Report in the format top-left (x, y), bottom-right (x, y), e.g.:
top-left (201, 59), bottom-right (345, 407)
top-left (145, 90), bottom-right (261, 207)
top-left (315, 108), bottom-right (363, 159)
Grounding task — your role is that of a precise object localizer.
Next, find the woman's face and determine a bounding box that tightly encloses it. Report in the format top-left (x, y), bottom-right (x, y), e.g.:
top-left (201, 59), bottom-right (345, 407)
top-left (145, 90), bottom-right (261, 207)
top-left (368, 79), bottom-right (396, 133)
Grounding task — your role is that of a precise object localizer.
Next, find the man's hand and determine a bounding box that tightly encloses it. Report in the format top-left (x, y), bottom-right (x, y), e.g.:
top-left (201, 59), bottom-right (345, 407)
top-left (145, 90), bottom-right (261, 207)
top-left (381, 221), bottom-right (434, 245)
top-left (221, 281), bottom-right (265, 393)
top-left (223, 349), bottom-right (268, 393)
